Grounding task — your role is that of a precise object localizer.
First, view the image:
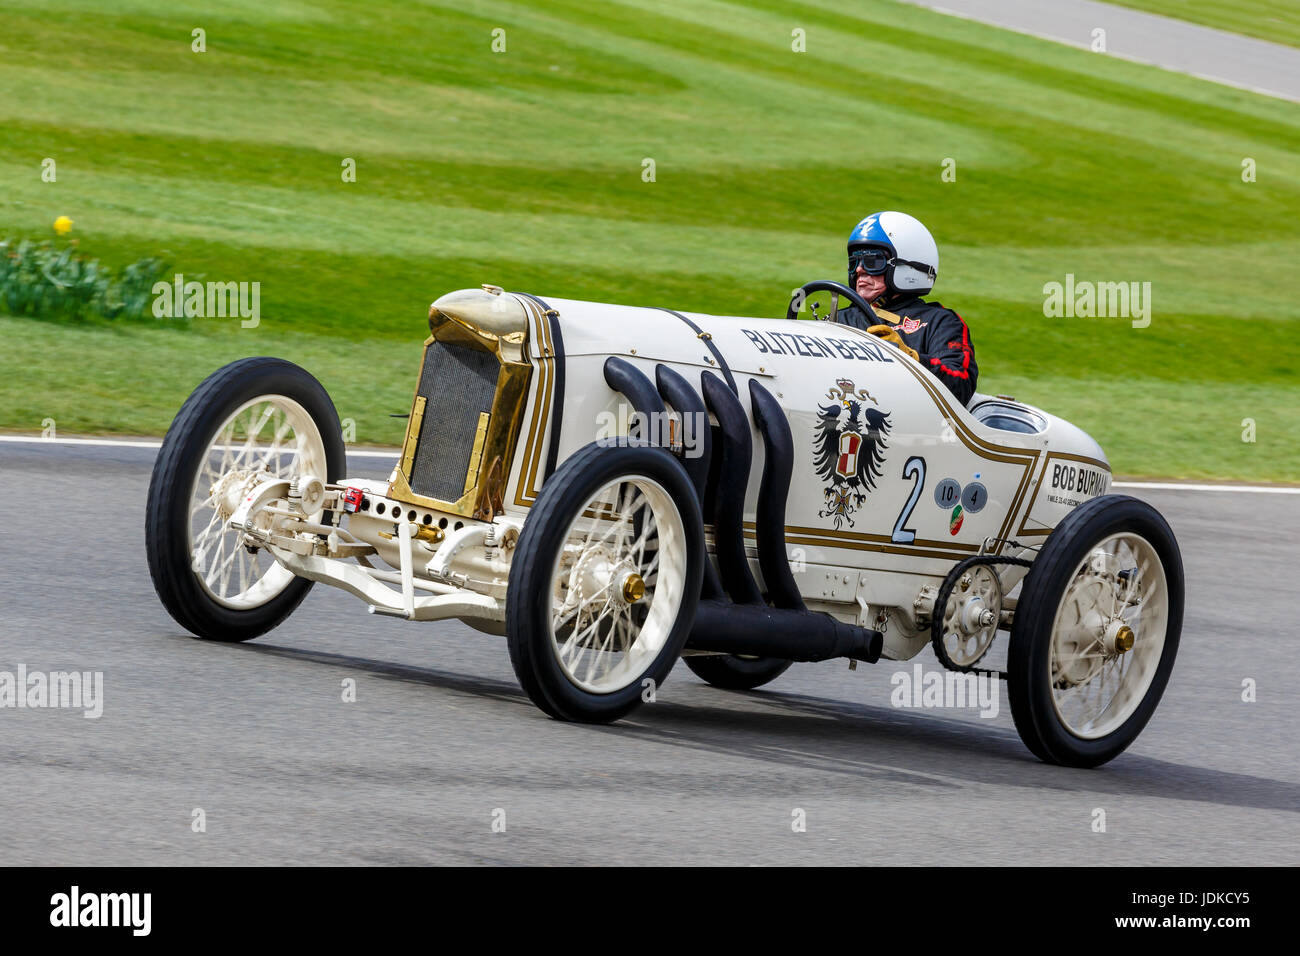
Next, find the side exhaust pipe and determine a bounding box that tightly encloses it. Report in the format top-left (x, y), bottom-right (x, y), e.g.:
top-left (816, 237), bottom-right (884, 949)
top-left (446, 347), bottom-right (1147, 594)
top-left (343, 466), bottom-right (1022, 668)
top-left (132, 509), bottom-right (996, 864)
top-left (690, 600), bottom-right (883, 663)
top-left (653, 364), bottom-right (710, 502)
top-left (602, 360), bottom-right (882, 666)
top-left (700, 371), bottom-right (763, 606)
top-left (654, 364), bottom-right (722, 601)
top-left (603, 356), bottom-right (665, 429)
top-left (602, 357), bottom-right (723, 600)
top-left (748, 379), bottom-right (805, 612)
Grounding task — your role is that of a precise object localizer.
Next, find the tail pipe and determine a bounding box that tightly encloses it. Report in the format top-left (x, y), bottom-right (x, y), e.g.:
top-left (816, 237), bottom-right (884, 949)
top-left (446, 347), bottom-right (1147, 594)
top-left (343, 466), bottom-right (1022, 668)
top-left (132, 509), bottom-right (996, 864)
top-left (690, 601), bottom-right (883, 663)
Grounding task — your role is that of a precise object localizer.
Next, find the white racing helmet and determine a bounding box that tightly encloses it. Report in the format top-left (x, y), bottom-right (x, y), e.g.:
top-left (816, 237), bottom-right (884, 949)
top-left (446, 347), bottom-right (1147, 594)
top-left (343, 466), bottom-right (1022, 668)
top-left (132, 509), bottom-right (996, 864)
top-left (847, 211), bottom-right (939, 297)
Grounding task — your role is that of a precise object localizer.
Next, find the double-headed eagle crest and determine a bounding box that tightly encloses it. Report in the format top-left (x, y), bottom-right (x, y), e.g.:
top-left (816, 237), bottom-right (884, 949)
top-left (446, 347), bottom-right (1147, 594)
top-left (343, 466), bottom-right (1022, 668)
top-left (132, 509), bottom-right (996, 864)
top-left (813, 379), bottom-right (891, 529)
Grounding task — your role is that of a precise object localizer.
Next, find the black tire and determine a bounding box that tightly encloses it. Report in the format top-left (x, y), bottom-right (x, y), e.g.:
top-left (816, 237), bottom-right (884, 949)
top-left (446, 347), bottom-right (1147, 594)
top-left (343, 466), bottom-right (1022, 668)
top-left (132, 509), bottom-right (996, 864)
top-left (507, 442), bottom-right (704, 723)
top-left (145, 358), bottom-right (347, 642)
top-left (1008, 495), bottom-right (1183, 768)
top-left (685, 654), bottom-right (792, 690)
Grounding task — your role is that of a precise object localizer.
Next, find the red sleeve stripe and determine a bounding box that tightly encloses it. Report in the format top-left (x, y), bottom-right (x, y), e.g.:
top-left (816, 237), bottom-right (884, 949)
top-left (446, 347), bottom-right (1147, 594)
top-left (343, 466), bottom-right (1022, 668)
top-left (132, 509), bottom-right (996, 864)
top-left (929, 320), bottom-right (972, 380)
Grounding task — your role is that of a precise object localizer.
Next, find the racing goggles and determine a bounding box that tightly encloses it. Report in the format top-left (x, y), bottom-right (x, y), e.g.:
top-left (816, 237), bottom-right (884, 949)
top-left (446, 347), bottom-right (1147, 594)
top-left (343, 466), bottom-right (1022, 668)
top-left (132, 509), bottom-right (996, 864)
top-left (848, 247), bottom-right (893, 275)
top-left (849, 248), bottom-right (937, 280)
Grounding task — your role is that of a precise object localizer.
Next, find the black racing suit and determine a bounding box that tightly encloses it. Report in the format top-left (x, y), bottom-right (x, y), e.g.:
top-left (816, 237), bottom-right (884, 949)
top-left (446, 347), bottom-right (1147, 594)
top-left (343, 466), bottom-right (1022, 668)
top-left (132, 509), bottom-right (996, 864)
top-left (836, 294), bottom-right (979, 405)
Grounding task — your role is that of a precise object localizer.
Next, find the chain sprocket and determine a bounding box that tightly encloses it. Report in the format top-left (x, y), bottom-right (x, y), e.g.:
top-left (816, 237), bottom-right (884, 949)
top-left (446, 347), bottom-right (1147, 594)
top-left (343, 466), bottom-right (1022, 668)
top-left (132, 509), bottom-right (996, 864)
top-left (931, 555), bottom-right (1033, 679)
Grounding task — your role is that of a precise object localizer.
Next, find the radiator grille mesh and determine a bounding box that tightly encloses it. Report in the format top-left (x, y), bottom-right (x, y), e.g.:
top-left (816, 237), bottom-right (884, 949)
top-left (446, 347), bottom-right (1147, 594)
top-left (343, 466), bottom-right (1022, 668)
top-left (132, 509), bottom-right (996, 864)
top-left (408, 342), bottom-right (500, 501)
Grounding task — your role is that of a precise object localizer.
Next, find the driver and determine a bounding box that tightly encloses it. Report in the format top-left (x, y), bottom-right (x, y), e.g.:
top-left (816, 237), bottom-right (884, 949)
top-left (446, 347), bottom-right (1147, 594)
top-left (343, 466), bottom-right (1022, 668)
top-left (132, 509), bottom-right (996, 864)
top-left (834, 211), bottom-right (978, 405)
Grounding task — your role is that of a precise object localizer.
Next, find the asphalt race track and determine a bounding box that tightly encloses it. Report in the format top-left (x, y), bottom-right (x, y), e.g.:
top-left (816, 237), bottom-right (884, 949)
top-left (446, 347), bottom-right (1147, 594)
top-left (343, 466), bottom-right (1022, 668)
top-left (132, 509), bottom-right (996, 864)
top-left (2, 440), bottom-right (1296, 865)
top-left (900, 0), bottom-right (1300, 103)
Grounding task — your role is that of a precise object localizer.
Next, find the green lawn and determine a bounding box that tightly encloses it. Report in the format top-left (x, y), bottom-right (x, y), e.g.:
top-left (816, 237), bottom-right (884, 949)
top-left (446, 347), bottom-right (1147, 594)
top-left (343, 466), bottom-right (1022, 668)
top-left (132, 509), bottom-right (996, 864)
top-left (1, 0), bottom-right (1297, 481)
top-left (1109, 0), bottom-right (1300, 49)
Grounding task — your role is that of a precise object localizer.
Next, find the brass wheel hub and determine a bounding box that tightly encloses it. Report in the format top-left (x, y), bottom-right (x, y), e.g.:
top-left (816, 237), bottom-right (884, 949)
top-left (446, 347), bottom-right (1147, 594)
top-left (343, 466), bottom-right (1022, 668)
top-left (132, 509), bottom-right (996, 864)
top-left (1111, 622), bottom-right (1135, 654)
top-left (621, 572), bottom-right (646, 605)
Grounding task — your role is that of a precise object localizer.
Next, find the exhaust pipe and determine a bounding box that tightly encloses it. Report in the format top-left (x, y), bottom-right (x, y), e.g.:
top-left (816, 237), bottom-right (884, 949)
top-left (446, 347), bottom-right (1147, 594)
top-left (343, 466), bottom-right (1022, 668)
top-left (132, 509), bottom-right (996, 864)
top-left (700, 371), bottom-right (762, 606)
top-left (598, 364), bottom-right (881, 666)
top-left (603, 356), bottom-right (665, 432)
top-left (654, 364), bottom-right (722, 601)
top-left (690, 600), bottom-right (882, 663)
top-left (748, 379), bottom-right (805, 612)
top-left (601, 359), bottom-right (882, 666)
top-left (603, 357), bottom-right (723, 601)
top-left (653, 364), bottom-right (710, 502)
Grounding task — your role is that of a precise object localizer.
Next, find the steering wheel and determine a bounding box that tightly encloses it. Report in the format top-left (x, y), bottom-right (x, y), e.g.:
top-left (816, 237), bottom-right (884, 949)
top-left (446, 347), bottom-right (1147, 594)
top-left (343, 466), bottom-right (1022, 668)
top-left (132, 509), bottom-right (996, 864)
top-left (785, 280), bottom-right (879, 325)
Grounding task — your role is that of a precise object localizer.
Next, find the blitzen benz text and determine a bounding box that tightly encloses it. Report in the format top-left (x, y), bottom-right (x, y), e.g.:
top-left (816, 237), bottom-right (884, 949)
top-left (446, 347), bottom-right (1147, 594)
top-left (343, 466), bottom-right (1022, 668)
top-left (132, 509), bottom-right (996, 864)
top-left (741, 328), bottom-right (896, 362)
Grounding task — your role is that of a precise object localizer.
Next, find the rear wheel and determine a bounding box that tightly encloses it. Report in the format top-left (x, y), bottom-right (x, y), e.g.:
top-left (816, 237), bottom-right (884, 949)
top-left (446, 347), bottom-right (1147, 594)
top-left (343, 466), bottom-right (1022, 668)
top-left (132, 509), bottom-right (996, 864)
top-left (1008, 495), bottom-right (1183, 767)
top-left (145, 358), bottom-right (346, 641)
top-left (507, 442), bottom-right (704, 723)
top-left (685, 654), bottom-right (791, 690)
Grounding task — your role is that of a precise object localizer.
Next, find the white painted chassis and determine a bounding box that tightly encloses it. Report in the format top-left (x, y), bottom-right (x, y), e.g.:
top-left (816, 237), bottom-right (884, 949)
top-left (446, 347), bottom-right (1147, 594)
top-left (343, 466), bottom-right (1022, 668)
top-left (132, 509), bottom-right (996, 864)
top-left (230, 290), bottom-right (1113, 663)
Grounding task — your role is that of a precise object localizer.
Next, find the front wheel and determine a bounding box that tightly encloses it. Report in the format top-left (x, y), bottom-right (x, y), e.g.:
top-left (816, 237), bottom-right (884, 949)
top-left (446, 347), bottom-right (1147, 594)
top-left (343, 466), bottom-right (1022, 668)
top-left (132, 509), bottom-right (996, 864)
top-left (506, 442), bottom-right (704, 723)
top-left (1008, 495), bottom-right (1183, 767)
top-left (145, 358), bottom-right (347, 642)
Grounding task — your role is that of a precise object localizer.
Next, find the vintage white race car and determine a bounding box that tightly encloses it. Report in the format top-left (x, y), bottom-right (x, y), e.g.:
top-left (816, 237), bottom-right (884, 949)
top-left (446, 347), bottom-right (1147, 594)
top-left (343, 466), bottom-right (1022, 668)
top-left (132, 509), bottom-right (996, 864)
top-left (145, 281), bottom-right (1183, 767)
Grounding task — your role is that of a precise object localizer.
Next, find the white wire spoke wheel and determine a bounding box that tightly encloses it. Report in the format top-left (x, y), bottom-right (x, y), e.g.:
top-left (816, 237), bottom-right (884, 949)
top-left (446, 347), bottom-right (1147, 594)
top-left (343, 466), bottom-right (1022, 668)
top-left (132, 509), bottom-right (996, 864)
top-left (1008, 495), bottom-right (1183, 768)
top-left (1048, 533), bottom-right (1169, 739)
top-left (548, 475), bottom-right (684, 694)
top-left (146, 358), bottom-right (346, 642)
top-left (507, 442), bottom-right (704, 723)
top-left (188, 395), bottom-right (328, 609)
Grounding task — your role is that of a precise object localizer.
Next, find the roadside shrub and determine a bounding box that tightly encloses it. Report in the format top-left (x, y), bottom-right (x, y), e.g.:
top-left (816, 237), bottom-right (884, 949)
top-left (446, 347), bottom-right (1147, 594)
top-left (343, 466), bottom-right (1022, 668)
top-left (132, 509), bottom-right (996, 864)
top-left (0, 238), bottom-right (170, 321)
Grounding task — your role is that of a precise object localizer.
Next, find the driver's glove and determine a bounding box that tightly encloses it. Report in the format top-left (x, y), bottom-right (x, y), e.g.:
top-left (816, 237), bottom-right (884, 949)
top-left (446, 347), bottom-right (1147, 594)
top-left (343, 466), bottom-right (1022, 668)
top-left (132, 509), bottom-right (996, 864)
top-left (866, 325), bottom-right (920, 362)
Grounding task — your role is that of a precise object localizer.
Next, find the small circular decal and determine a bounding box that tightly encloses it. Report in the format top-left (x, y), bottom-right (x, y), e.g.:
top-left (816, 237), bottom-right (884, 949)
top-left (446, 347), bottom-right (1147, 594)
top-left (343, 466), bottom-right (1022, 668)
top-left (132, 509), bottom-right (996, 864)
top-left (934, 478), bottom-right (961, 508)
top-left (961, 481), bottom-right (988, 513)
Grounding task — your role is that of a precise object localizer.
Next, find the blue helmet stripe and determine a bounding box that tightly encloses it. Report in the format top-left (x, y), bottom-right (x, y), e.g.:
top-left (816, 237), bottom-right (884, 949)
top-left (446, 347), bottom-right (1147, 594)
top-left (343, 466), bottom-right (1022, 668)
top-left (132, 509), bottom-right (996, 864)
top-left (848, 214), bottom-right (893, 250)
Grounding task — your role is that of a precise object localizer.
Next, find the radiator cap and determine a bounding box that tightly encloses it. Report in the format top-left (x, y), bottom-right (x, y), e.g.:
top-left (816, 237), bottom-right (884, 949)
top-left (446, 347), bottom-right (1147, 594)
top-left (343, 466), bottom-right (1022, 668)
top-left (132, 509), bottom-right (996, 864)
top-left (429, 288), bottom-right (528, 338)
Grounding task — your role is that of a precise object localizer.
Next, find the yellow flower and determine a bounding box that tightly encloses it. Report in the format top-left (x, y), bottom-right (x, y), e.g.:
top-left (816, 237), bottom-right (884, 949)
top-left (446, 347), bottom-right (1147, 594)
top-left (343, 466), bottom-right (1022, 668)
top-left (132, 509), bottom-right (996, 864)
top-left (53, 215), bottom-right (74, 235)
